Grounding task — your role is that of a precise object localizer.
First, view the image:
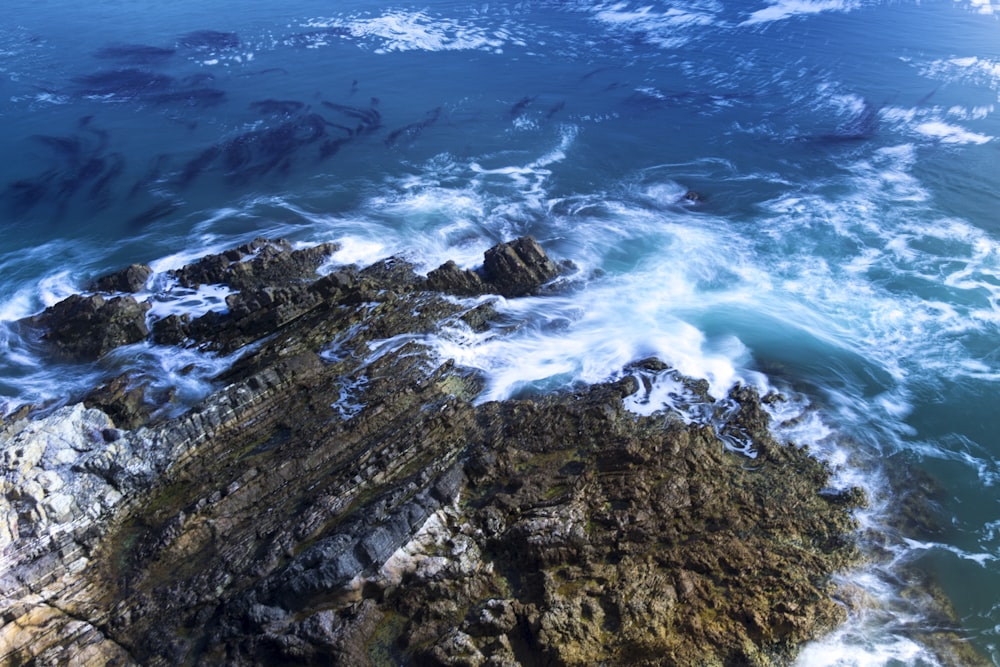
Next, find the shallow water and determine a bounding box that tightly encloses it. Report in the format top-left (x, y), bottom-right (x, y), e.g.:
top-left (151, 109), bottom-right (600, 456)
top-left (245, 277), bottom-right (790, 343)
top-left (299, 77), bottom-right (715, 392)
top-left (2, 0), bottom-right (1000, 662)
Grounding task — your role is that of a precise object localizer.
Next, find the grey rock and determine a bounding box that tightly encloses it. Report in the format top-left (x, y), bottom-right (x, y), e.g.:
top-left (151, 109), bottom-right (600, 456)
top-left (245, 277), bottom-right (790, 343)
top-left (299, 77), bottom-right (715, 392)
top-left (482, 236), bottom-right (561, 297)
top-left (427, 237), bottom-right (563, 298)
top-left (89, 263), bottom-right (153, 293)
top-left (26, 293), bottom-right (150, 360)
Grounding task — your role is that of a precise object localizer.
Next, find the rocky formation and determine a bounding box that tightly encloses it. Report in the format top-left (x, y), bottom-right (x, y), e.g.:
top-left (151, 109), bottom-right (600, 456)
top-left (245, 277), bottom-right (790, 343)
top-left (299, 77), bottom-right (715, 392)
top-left (83, 374), bottom-right (155, 431)
top-left (2, 237), bottom-right (866, 666)
top-left (88, 263), bottom-right (153, 293)
top-left (426, 236), bottom-right (566, 298)
top-left (24, 293), bottom-right (150, 361)
top-left (169, 237), bottom-right (339, 291)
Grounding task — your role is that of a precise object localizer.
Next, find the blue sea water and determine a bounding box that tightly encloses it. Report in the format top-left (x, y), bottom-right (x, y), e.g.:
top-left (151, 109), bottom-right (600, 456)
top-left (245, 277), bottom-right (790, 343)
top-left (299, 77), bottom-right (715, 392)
top-left (2, 0), bottom-right (999, 663)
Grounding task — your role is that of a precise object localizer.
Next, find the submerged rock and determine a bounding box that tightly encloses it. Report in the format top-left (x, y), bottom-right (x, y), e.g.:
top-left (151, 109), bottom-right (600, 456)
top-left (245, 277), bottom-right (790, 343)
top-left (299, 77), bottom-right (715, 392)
top-left (1, 237), bottom-right (869, 666)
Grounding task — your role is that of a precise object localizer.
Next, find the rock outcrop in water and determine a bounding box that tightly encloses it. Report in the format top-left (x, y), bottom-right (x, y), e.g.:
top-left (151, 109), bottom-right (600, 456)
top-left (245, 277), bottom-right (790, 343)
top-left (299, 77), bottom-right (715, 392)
top-left (1, 238), bottom-right (864, 666)
top-left (426, 236), bottom-right (566, 298)
top-left (25, 293), bottom-right (150, 361)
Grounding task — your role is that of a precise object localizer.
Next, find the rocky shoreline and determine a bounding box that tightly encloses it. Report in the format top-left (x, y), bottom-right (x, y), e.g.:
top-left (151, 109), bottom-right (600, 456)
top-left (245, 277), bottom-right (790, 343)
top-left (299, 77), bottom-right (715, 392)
top-left (1, 238), bottom-right (865, 666)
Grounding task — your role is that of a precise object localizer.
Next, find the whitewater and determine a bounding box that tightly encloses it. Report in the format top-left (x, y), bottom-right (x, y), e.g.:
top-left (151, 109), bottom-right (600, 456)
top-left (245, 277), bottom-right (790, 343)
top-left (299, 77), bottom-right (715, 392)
top-left (1, 0), bottom-right (999, 663)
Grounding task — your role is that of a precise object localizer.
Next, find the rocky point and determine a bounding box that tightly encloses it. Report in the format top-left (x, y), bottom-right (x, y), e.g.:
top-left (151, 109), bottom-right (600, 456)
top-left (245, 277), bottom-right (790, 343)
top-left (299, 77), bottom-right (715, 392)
top-left (1, 237), bottom-right (867, 666)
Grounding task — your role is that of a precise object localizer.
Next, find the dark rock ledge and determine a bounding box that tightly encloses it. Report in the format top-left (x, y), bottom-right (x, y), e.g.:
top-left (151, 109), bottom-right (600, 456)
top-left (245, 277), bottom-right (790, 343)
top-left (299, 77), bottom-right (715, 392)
top-left (2, 237), bottom-right (864, 666)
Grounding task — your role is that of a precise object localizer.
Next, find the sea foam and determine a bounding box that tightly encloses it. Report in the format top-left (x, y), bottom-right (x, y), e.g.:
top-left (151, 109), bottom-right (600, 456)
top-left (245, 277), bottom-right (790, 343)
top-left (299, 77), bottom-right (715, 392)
top-left (741, 0), bottom-right (859, 25)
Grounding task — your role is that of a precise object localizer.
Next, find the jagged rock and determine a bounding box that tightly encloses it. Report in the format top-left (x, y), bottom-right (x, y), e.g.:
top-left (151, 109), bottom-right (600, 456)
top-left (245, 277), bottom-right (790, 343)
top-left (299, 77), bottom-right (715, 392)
top-left (482, 236), bottom-right (561, 297)
top-left (427, 237), bottom-right (563, 298)
top-left (88, 263), bottom-right (153, 293)
top-left (358, 256), bottom-right (424, 290)
top-left (152, 242), bottom-right (353, 352)
top-left (170, 237), bottom-right (339, 290)
top-left (26, 294), bottom-right (150, 360)
top-left (0, 603), bottom-right (135, 667)
top-left (426, 260), bottom-right (486, 296)
top-left (425, 628), bottom-right (486, 666)
top-left (150, 312), bottom-right (190, 346)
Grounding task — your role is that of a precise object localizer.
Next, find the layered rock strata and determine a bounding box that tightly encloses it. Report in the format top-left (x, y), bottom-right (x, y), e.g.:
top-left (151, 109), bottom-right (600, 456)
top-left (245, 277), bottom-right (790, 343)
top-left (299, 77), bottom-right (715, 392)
top-left (2, 238), bottom-right (864, 666)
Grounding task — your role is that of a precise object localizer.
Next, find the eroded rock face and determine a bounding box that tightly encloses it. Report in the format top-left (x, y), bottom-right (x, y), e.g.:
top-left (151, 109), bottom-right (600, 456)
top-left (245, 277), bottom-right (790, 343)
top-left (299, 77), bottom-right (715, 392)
top-left (1, 237), bottom-right (866, 667)
top-left (83, 373), bottom-right (154, 430)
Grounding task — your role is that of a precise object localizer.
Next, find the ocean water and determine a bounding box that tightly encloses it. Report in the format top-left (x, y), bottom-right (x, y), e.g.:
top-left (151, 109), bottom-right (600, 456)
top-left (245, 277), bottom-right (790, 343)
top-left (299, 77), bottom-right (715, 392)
top-left (1, 0), bottom-right (999, 663)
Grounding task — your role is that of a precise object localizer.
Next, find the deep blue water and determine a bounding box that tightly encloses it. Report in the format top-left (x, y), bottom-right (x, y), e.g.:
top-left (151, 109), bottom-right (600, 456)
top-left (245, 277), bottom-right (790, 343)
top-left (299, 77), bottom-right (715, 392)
top-left (2, 1), bottom-right (1000, 663)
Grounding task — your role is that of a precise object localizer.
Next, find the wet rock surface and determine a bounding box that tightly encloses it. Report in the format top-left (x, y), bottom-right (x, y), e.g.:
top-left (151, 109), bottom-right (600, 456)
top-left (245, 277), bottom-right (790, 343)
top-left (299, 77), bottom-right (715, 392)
top-left (2, 237), bottom-right (869, 666)
top-left (88, 263), bottom-right (154, 293)
top-left (169, 237), bottom-right (339, 291)
top-left (427, 236), bottom-right (566, 298)
top-left (24, 293), bottom-right (150, 361)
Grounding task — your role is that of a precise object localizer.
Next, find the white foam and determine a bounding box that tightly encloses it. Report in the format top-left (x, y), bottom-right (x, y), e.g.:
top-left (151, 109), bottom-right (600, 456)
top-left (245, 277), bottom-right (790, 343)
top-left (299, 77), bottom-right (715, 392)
top-left (749, 142), bottom-right (1000, 390)
top-left (968, 0), bottom-right (997, 15)
top-left (0, 240), bottom-right (95, 321)
top-left (795, 629), bottom-right (940, 666)
top-left (331, 375), bottom-right (368, 420)
top-left (0, 287), bottom-right (36, 323)
top-left (326, 236), bottom-right (391, 268)
top-left (921, 56), bottom-right (1000, 91)
top-left (947, 104), bottom-right (994, 120)
top-left (146, 283), bottom-right (233, 320)
top-left (913, 120), bottom-right (992, 144)
top-left (148, 236), bottom-right (244, 274)
top-left (622, 369), bottom-right (691, 418)
top-left (301, 10), bottom-right (513, 54)
top-left (103, 341), bottom-right (255, 414)
top-left (0, 347), bottom-right (107, 417)
top-left (32, 91), bottom-right (69, 105)
top-left (589, 1), bottom-right (721, 48)
top-left (635, 180), bottom-right (691, 207)
top-left (34, 271), bottom-right (78, 308)
top-left (419, 262), bottom-right (754, 404)
top-left (902, 538), bottom-right (996, 566)
top-left (292, 129), bottom-right (582, 276)
top-left (355, 181), bottom-right (492, 271)
top-left (741, 0), bottom-right (858, 25)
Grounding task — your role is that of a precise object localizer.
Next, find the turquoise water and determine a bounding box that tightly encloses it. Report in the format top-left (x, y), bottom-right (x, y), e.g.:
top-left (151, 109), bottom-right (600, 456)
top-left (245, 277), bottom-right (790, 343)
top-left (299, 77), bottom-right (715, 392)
top-left (2, 0), bottom-right (999, 663)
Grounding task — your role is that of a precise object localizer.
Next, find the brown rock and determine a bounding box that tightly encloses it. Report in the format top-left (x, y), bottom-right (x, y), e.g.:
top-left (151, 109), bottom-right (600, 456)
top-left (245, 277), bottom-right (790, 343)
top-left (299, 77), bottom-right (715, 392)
top-left (0, 239), bottom-right (880, 667)
top-left (83, 373), bottom-right (153, 430)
